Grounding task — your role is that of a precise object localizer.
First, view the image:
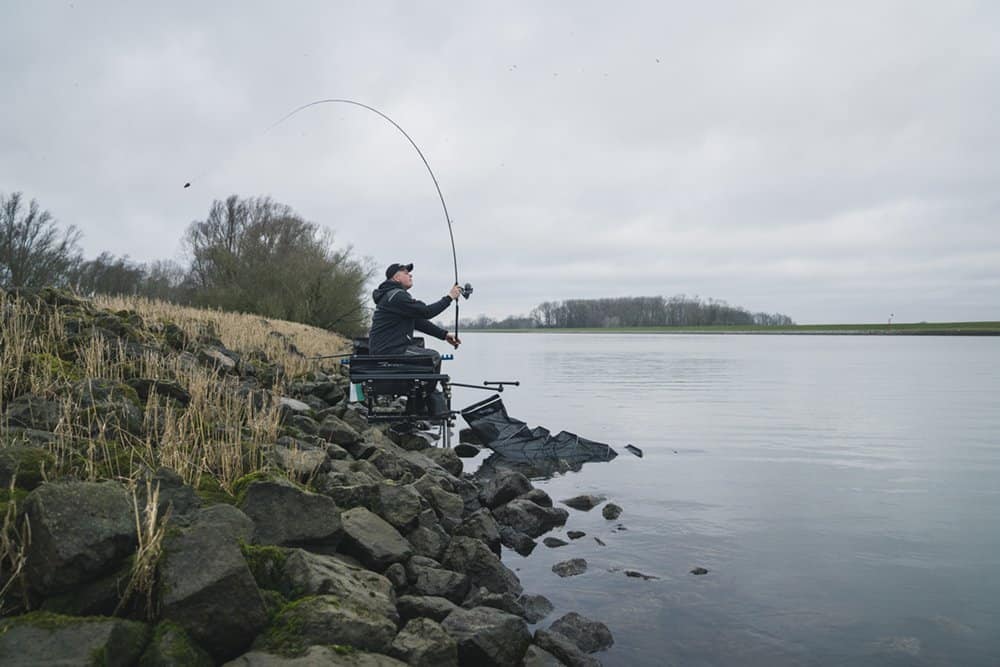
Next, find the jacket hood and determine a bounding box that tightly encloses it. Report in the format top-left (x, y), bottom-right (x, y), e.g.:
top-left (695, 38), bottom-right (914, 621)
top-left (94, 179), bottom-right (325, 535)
top-left (372, 279), bottom-right (405, 304)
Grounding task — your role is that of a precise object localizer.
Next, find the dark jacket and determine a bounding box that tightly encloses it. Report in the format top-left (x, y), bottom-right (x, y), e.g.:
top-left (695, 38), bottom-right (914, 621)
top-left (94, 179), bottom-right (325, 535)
top-left (369, 280), bottom-right (453, 355)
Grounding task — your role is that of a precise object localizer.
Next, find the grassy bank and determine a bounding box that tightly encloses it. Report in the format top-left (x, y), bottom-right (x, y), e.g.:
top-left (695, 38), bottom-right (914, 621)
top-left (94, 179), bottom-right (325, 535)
top-left (463, 321), bottom-right (1000, 335)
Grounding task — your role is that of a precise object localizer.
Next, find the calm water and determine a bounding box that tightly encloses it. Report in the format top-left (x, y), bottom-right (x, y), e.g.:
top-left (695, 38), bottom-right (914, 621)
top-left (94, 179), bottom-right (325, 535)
top-left (442, 333), bottom-right (1000, 666)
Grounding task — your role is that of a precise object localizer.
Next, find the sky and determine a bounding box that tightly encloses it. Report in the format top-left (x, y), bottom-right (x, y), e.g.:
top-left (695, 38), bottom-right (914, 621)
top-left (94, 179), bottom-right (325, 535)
top-left (2, 1), bottom-right (999, 324)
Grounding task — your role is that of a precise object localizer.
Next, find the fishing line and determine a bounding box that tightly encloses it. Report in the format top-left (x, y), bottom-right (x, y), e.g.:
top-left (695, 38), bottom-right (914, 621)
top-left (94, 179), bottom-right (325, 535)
top-left (184, 98), bottom-right (466, 339)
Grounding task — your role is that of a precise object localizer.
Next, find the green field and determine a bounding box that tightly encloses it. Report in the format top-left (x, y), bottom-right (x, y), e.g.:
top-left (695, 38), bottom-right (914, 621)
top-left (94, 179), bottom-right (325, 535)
top-left (465, 321), bottom-right (1000, 335)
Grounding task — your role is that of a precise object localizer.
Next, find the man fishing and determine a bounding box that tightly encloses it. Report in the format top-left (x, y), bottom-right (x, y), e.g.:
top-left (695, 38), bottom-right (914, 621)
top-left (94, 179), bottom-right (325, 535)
top-left (369, 262), bottom-right (462, 361)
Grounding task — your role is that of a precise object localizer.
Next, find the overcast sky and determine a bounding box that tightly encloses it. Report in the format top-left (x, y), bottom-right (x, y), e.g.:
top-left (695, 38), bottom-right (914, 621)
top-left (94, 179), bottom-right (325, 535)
top-left (3, 1), bottom-right (999, 323)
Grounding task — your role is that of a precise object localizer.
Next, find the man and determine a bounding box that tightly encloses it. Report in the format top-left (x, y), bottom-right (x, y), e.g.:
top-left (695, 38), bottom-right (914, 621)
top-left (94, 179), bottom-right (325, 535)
top-left (369, 262), bottom-right (462, 360)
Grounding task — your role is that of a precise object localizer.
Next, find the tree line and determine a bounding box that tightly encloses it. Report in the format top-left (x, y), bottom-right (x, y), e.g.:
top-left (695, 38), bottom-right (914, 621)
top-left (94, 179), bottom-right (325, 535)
top-left (0, 191), bottom-right (372, 336)
top-left (460, 295), bottom-right (794, 329)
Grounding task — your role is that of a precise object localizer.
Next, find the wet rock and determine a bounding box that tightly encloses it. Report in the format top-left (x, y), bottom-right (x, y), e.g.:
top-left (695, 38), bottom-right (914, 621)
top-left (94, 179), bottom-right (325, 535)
top-left (690, 567), bottom-right (709, 575)
top-left (280, 549), bottom-right (398, 623)
top-left (160, 505), bottom-right (267, 661)
top-left (519, 594), bottom-right (555, 624)
top-left (522, 644), bottom-right (567, 666)
top-left (442, 536), bottom-right (523, 596)
top-left (318, 414), bottom-right (361, 446)
top-left (413, 475), bottom-right (464, 530)
top-left (407, 559), bottom-right (470, 603)
top-left (0, 613), bottom-right (151, 666)
top-left (423, 447), bottom-right (463, 476)
top-left (561, 495), bottom-right (606, 511)
top-left (601, 503), bottom-right (622, 520)
top-left (463, 587), bottom-right (526, 618)
top-left (542, 537), bottom-right (568, 548)
top-left (397, 595), bottom-right (461, 623)
top-left (499, 525), bottom-right (537, 556)
top-left (389, 617), bottom-right (459, 667)
top-left (493, 498), bottom-right (568, 538)
top-left (239, 478), bottom-right (341, 547)
top-left (23, 480), bottom-right (137, 595)
top-left (339, 506), bottom-right (413, 571)
top-left (625, 570), bottom-right (659, 580)
top-left (549, 612), bottom-right (614, 653)
top-left (453, 508), bottom-right (502, 556)
top-left (533, 629), bottom-right (602, 667)
top-left (567, 530), bottom-right (586, 540)
top-left (224, 645), bottom-right (407, 665)
top-left (520, 488), bottom-right (553, 507)
top-left (253, 594), bottom-right (397, 655)
top-left (441, 606), bottom-right (531, 667)
top-left (140, 621), bottom-right (214, 666)
top-left (552, 558), bottom-right (588, 578)
top-left (478, 472), bottom-right (532, 509)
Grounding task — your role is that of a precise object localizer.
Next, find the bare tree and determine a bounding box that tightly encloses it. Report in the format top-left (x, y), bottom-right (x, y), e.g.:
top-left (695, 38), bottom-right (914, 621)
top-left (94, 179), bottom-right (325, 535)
top-left (0, 192), bottom-right (82, 288)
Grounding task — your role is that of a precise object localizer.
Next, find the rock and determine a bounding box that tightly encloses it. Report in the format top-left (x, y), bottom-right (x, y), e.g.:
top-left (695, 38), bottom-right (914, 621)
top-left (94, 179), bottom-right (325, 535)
top-left (561, 495), bottom-right (606, 511)
top-left (0, 613), bottom-right (151, 666)
top-left (22, 480), bottom-right (137, 595)
top-left (478, 472), bottom-right (532, 509)
top-left (533, 629), bottom-right (602, 667)
top-left (288, 414), bottom-right (320, 436)
top-left (567, 530), bottom-right (586, 540)
top-left (442, 536), bottom-right (522, 596)
top-left (519, 594), bottom-right (555, 624)
top-left (239, 478), bottom-right (342, 547)
top-left (0, 445), bottom-right (54, 491)
top-left (463, 587), bottom-right (526, 618)
top-left (368, 448), bottom-right (427, 482)
top-left (389, 617), bottom-right (459, 667)
top-left (453, 508), bottom-right (502, 556)
top-left (520, 488), bottom-right (553, 507)
top-left (459, 428), bottom-right (483, 445)
top-left (406, 523), bottom-right (451, 560)
top-left (542, 537), bottom-right (568, 548)
top-left (319, 480), bottom-right (381, 510)
top-left (492, 499), bottom-right (568, 538)
top-left (270, 445), bottom-right (329, 479)
top-left (140, 621), bottom-right (214, 666)
top-left (522, 644), bottom-right (568, 666)
top-left (407, 559), bottom-right (470, 603)
top-left (423, 447), bottom-right (463, 476)
top-left (224, 645), bottom-right (407, 666)
top-left (141, 467), bottom-right (201, 521)
top-left (280, 549), bottom-right (398, 624)
top-left (199, 346), bottom-right (237, 373)
top-left (386, 429), bottom-right (434, 451)
top-left (441, 606), bottom-right (531, 667)
top-left (601, 503), bottom-right (622, 520)
top-left (374, 482), bottom-right (425, 531)
top-left (339, 506), bottom-right (413, 571)
top-left (690, 567), bottom-right (709, 575)
top-left (625, 570), bottom-right (659, 580)
top-left (160, 505), bottom-right (267, 661)
top-left (254, 594), bottom-right (397, 655)
top-left (127, 378), bottom-right (191, 406)
top-left (384, 562), bottom-right (407, 590)
top-left (499, 525), bottom-right (537, 557)
top-left (39, 561), bottom-right (130, 616)
top-left (319, 415), bottom-right (361, 446)
top-left (552, 559), bottom-right (588, 578)
top-left (397, 595), bottom-right (461, 623)
top-left (340, 404), bottom-right (369, 433)
top-left (279, 396), bottom-right (313, 416)
top-left (413, 476), bottom-right (464, 529)
top-left (549, 612), bottom-right (614, 653)
top-left (3, 394), bottom-right (63, 431)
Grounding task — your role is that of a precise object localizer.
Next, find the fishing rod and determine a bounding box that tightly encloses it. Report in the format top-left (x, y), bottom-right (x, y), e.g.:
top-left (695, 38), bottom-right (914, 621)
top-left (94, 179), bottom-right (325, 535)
top-left (184, 98), bottom-right (471, 340)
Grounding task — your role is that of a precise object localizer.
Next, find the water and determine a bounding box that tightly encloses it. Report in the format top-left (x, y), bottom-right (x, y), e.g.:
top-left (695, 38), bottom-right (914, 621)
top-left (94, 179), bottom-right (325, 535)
top-left (442, 333), bottom-right (1000, 666)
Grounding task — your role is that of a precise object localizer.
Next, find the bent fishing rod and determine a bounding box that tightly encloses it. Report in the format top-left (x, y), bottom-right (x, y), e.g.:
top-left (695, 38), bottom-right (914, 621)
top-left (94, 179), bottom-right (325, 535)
top-left (184, 98), bottom-right (471, 340)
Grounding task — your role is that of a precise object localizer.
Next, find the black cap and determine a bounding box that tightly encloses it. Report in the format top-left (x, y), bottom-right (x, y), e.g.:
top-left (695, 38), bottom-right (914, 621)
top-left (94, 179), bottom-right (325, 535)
top-left (385, 262), bottom-right (414, 279)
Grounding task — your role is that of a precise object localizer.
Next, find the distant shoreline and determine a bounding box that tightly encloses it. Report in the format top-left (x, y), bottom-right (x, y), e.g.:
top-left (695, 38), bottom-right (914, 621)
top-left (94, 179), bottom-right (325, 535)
top-left (458, 322), bottom-right (1000, 336)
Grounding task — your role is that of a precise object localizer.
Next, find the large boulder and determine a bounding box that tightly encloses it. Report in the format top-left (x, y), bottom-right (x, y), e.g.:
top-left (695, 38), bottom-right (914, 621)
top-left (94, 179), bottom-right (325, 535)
top-left (338, 507), bottom-right (413, 571)
top-left (406, 559), bottom-right (470, 603)
top-left (22, 480), bottom-right (137, 595)
top-left (519, 593), bottom-right (555, 624)
top-left (492, 499), bottom-right (568, 538)
top-left (396, 595), bottom-right (461, 623)
top-left (0, 613), bottom-right (150, 666)
top-left (159, 505), bottom-right (267, 661)
top-left (413, 475), bottom-right (464, 529)
top-left (318, 415), bottom-right (361, 446)
top-left (389, 617), bottom-right (458, 667)
top-left (374, 482), bottom-right (425, 531)
top-left (499, 525), bottom-right (537, 557)
top-left (453, 508), bottom-right (502, 556)
top-left (523, 644), bottom-right (568, 666)
top-left (280, 549), bottom-right (398, 624)
top-left (441, 536), bottom-right (522, 596)
top-left (549, 612), bottom-right (615, 653)
top-left (478, 472), bottom-right (533, 509)
top-left (422, 447), bottom-right (463, 476)
top-left (239, 478), bottom-right (342, 547)
top-left (441, 606), bottom-right (531, 667)
top-left (533, 629), bottom-right (602, 667)
top-left (224, 645), bottom-right (407, 666)
top-left (254, 594), bottom-right (397, 655)
top-left (406, 523), bottom-right (451, 560)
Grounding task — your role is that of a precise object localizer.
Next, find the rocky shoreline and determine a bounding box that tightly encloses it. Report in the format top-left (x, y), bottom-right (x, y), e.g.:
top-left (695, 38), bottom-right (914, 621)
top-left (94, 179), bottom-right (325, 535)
top-left (0, 288), bottom-right (615, 666)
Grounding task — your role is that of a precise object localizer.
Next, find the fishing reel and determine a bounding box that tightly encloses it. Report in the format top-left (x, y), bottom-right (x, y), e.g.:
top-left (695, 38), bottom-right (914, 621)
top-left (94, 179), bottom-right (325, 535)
top-left (459, 283), bottom-right (473, 299)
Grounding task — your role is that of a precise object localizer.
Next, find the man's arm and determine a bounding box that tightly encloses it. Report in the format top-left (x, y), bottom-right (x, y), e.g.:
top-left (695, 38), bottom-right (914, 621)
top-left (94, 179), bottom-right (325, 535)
top-left (383, 290), bottom-right (454, 320)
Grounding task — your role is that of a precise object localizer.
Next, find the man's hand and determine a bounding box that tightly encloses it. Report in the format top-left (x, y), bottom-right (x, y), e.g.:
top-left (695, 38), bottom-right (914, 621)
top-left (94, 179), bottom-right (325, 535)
top-left (445, 333), bottom-right (461, 349)
top-left (448, 284), bottom-right (462, 301)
